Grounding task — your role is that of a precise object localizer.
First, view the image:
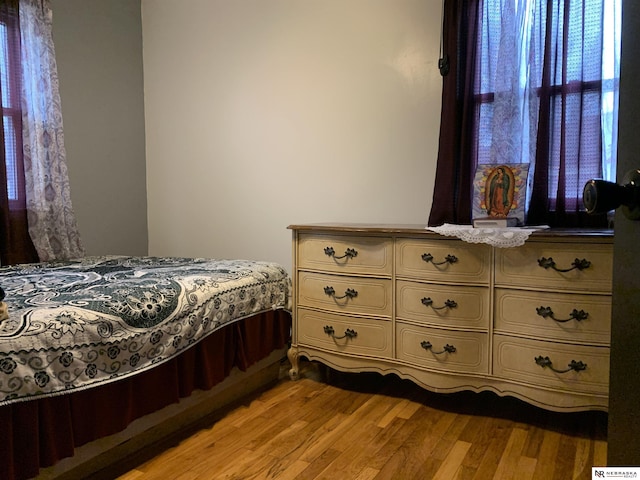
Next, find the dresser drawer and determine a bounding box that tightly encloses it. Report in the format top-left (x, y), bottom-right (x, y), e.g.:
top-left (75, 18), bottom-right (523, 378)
top-left (495, 242), bottom-right (612, 293)
top-left (297, 307), bottom-right (393, 358)
top-left (298, 271), bottom-right (392, 317)
top-left (494, 288), bottom-right (611, 344)
top-left (297, 233), bottom-right (392, 276)
top-left (396, 322), bottom-right (489, 374)
top-left (493, 334), bottom-right (609, 395)
top-left (396, 280), bottom-right (490, 330)
top-left (396, 238), bottom-right (491, 284)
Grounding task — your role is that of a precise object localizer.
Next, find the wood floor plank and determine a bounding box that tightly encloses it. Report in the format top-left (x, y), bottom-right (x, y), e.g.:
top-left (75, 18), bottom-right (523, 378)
top-left (330, 397), bottom-right (398, 452)
top-left (214, 416), bottom-right (313, 479)
top-left (114, 369), bottom-right (608, 480)
top-left (376, 398), bottom-right (411, 428)
top-left (294, 448), bottom-right (342, 480)
top-left (309, 421), bottom-right (385, 480)
top-left (260, 419), bottom-right (311, 458)
top-left (297, 391), bottom-right (391, 462)
top-left (279, 411), bottom-right (349, 464)
top-left (208, 448), bottom-right (280, 480)
top-left (353, 467), bottom-right (380, 480)
top-left (470, 419), bottom-right (514, 480)
top-left (374, 408), bottom-right (458, 479)
top-left (552, 433), bottom-right (579, 480)
top-left (593, 439), bottom-right (608, 467)
top-left (513, 456), bottom-right (537, 480)
top-left (531, 429), bottom-right (562, 479)
top-left (456, 464), bottom-right (479, 480)
top-left (335, 416), bottom-right (409, 476)
top-left (573, 436), bottom-right (593, 479)
top-left (395, 399), bottom-right (423, 419)
top-left (272, 459), bottom-right (311, 480)
top-left (365, 416), bottom-right (421, 471)
top-left (432, 440), bottom-right (472, 480)
top-left (431, 413), bottom-right (472, 462)
top-left (457, 415), bottom-right (494, 470)
top-left (492, 427), bottom-right (529, 480)
top-left (521, 424), bottom-right (545, 459)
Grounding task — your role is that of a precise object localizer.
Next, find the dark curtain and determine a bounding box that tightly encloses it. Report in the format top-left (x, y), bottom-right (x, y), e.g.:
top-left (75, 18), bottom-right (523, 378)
top-left (526, 1), bottom-right (609, 228)
top-left (428, 0), bottom-right (610, 228)
top-left (428, 0), bottom-right (482, 227)
top-left (0, 0), bottom-right (39, 265)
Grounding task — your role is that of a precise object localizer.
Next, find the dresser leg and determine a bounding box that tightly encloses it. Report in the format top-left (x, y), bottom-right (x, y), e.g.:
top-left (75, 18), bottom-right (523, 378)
top-left (287, 346), bottom-right (300, 381)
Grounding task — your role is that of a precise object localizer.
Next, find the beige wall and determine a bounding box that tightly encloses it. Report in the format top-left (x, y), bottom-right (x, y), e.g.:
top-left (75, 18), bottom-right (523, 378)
top-left (53, 0), bottom-right (442, 270)
top-left (142, 0), bottom-right (442, 271)
top-left (53, 0), bottom-right (148, 256)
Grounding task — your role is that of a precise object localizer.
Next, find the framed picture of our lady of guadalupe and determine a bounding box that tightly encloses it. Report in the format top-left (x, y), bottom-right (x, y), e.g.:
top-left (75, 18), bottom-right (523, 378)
top-left (472, 163), bottom-right (529, 226)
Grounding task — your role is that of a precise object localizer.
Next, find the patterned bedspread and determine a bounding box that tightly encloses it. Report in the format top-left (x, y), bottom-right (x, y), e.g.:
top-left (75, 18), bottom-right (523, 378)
top-left (0, 256), bottom-right (291, 406)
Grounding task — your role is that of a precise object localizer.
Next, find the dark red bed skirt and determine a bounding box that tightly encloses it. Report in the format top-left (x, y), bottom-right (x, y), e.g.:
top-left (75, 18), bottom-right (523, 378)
top-left (0, 310), bottom-right (291, 480)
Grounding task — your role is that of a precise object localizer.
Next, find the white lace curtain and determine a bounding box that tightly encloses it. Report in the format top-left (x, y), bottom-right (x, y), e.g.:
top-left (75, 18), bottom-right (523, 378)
top-left (19, 0), bottom-right (84, 261)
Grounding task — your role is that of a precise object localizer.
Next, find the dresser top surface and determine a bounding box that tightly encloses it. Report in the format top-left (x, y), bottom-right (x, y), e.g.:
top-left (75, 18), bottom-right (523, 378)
top-left (288, 223), bottom-right (613, 240)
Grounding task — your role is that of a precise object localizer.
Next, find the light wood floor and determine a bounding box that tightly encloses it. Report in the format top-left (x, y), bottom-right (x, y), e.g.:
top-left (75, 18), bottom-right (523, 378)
top-left (112, 363), bottom-right (607, 480)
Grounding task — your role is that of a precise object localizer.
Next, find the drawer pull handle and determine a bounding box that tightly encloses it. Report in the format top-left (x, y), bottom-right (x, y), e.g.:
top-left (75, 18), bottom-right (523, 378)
top-left (323, 325), bottom-right (357, 340)
top-left (324, 246), bottom-right (358, 260)
top-left (324, 286), bottom-right (358, 300)
top-left (421, 297), bottom-right (458, 310)
top-left (534, 356), bottom-right (587, 373)
top-left (422, 253), bottom-right (458, 266)
top-left (421, 341), bottom-right (456, 355)
top-left (536, 306), bottom-right (589, 323)
top-left (537, 257), bottom-right (591, 272)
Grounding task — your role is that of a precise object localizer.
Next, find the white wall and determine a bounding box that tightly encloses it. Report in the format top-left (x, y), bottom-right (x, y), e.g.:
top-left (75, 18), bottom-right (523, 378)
top-left (142, 0), bottom-right (442, 271)
top-left (54, 0), bottom-right (148, 256)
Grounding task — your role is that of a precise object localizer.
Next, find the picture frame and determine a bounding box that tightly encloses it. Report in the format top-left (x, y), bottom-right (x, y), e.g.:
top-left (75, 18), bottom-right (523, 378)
top-left (472, 163), bottom-right (529, 226)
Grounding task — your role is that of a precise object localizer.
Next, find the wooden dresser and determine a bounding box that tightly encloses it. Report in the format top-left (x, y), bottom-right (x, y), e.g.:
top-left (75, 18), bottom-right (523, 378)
top-left (288, 223), bottom-right (613, 412)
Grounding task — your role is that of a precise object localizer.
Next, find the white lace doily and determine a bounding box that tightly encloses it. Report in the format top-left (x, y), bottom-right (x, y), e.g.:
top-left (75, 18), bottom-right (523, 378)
top-left (426, 224), bottom-right (549, 248)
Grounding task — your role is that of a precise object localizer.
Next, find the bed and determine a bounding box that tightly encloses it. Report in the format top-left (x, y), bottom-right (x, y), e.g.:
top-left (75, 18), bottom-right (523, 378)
top-left (0, 255), bottom-right (292, 480)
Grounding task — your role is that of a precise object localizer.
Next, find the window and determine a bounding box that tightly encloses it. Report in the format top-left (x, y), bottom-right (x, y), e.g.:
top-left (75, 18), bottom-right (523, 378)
top-left (0, 19), bottom-right (21, 202)
top-left (428, 0), bottom-right (620, 228)
top-left (473, 0), bottom-right (620, 214)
